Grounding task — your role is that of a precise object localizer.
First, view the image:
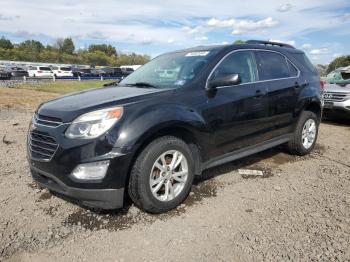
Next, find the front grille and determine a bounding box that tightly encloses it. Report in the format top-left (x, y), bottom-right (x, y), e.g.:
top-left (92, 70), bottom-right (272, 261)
top-left (34, 114), bottom-right (62, 127)
top-left (29, 131), bottom-right (58, 161)
top-left (323, 92), bottom-right (349, 102)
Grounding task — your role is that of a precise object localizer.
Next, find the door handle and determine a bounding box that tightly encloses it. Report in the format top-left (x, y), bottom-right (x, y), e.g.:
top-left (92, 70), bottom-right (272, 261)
top-left (294, 81), bottom-right (301, 88)
top-left (294, 81), bottom-right (309, 88)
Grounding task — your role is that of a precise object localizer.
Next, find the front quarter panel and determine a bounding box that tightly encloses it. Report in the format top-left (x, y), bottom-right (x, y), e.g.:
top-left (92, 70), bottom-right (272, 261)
top-left (114, 102), bottom-right (209, 153)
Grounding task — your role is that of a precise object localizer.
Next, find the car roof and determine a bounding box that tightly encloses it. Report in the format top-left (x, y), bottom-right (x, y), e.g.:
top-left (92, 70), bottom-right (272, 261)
top-left (169, 41), bottom-right (304, 56)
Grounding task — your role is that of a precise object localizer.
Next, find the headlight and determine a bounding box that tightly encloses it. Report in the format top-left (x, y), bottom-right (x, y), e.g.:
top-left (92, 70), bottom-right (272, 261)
top-left (65, 106), bottom-right (123, 139)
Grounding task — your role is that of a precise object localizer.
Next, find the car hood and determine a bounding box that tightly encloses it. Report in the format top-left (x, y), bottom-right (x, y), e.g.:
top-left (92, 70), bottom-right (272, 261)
top-left (324, 83), bottom-right (350, 93)
top-left (38, 86), bottom-right (172, 122)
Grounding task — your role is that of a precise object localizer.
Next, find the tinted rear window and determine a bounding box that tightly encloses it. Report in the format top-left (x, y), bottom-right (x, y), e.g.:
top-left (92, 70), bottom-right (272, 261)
top-left (61, 67), bottom-right (72, 71)
top-left (255, 51), bottom-right (291, 80)
top-left (294, 53), bottom-right (318, 74)
top-left (39, 67), bottom-right (51, 71)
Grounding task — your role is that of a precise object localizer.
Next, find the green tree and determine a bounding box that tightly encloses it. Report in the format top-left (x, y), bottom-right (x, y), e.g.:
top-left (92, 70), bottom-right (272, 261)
top-left (0, 36), bottom-right (150, 66)
top-left (0, 36), bottom-right (14, 49)
top-left (84, 50), bottom-right (110, 66)
top-left (316, 64), bottom-right (327, 77)
top-left (18, 40), bottom-right (44, 52)
top-left (327, 55), bottom-right (350, 73)
top-left (17, 40), bottom-right (44, 61)
top-left (233, 40), bottom-right (245, 45)
top-left (61, 38), bottom-right (75, 54)
top-left (88, 44), bottom-right (117, 56)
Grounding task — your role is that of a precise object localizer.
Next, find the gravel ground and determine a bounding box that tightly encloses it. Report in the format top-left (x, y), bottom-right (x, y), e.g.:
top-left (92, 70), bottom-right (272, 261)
top-left (0, 107), bottom-right (349, 262)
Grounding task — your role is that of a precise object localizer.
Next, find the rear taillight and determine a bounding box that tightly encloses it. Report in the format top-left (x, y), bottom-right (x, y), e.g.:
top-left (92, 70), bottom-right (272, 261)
top-left (58, 71), bottom-right (62, 73)
top-left (38, 70), bottom-right (43, 73)
top-left (320, 80), bottom-right (325, 90)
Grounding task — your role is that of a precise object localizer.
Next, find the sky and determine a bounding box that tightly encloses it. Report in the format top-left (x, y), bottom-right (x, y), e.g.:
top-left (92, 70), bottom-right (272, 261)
top-left (0, 0), bottom-right (349, 64)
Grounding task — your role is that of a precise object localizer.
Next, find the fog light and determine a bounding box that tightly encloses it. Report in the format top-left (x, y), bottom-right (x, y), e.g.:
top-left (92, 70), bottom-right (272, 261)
top-left (71, 160), bottom-right (110, 180)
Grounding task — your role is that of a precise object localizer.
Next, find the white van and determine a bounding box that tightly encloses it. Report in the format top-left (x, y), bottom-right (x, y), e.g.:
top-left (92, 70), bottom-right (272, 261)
top-left (27, 66), bottom-right (53, 77)
top-left (51, 66), bottom-right (73, 77)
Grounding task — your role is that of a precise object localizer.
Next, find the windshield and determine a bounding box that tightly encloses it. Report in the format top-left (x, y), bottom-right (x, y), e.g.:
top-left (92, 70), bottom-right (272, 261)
top-left (39, 67), bottom-right (51, 71)
top-left (119, 50), bottom-right (215, 88)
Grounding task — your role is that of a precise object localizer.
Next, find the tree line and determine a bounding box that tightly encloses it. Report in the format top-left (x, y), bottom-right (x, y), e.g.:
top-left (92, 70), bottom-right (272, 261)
top-left (0, 37), bottom-right (150, 66)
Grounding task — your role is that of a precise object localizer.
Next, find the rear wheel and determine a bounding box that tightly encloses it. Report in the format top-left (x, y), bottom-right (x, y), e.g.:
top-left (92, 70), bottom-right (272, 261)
top-left (128, 136), bottom-right (194, 213)
top-left (287, 111), bottom-right (319, 155)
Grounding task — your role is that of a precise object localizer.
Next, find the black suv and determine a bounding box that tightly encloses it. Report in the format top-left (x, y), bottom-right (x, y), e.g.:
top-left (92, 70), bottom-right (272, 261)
top-left (28, 40), bottom-right (323, 213)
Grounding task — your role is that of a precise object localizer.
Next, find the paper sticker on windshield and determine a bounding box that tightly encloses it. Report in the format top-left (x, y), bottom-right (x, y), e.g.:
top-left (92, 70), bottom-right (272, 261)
top-left (185, 51), bottom-right (209, 57)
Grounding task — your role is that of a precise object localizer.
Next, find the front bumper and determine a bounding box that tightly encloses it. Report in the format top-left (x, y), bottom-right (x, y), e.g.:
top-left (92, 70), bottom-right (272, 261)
top-left (323, 99), bottom-right (350, 116)
top-left (31, 165), bottom-right (125, 209)
top-left (27, 120), bottom-right (136, 209)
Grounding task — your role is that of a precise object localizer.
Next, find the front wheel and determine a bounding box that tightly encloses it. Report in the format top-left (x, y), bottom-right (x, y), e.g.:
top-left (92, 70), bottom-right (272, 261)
top-left (128, 136), bottom-right (194, 213)
top-left (287, 111), bottom-right (319, 155)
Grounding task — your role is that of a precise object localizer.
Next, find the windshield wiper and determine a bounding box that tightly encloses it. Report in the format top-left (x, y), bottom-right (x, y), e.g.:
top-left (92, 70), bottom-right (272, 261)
top-left (125, 82), bottom-right (158, 88)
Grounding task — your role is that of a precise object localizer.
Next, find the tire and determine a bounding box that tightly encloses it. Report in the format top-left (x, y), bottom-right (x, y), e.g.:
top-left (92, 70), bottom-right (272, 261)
top-left (128, 136), bottom-right (195, 213)
top-left (287, 111), bottom-right (319, 156)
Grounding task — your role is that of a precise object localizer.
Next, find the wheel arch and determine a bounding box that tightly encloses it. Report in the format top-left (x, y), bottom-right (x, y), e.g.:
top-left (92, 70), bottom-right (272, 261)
top-left (132, 124), bottom-right (203, 175)
top-left (302, 100), bottom-right (322, 122)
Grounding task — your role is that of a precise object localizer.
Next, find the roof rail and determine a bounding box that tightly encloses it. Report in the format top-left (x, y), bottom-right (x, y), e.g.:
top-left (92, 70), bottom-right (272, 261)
top-left (246, 40), bottom-right (295, 49)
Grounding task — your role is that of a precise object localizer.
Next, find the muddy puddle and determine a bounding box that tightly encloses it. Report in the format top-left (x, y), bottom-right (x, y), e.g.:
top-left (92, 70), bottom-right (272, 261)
top-left (63, 179), bottom-right (218, 231)
top-left (38, 191), bottom-right (53, 201)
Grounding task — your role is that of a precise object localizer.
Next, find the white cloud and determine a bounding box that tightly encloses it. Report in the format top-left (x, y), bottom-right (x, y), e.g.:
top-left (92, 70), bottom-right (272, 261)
top-left (269, 39), bottom-right (296, 46)
top-left (208, 17), bottom-right (279, 35)
top-left (0, 0), bottom-right (349, 64)
top-left (310, 48), bottom-right (329, 55)
top-left (301, 43), bottom-right (312, 49)
top-left (167, 39), bottom-right (174, 43)
top-left (344, 13), bottom-right (350, 20)
top-left (140, 37), bottom-right (153, 45)
top-left (277, 4), bottom-right (293, 12)
top-left (195, 36), bottom-right (208, 41)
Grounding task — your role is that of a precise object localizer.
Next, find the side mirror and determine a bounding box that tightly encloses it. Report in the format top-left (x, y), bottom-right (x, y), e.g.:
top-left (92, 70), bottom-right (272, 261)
top-left (207, 73), bottom-right (241, 89)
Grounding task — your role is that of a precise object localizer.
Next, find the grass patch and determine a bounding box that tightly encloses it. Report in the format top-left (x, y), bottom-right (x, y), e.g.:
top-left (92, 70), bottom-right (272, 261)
top-left (17, 80), bottom-right (116, 94)
top-left (0, 80), bottom-right (117, 111)
top-left (0, 88), bottom-right (59, 111)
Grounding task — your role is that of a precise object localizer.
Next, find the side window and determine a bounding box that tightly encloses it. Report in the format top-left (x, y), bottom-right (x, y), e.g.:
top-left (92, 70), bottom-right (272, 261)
top-left (212, 51), bottom-right (257, 84)
top-left (286, 60), bottom-right (298, 77)
top-left (255, 51), bottom-right (292, 80)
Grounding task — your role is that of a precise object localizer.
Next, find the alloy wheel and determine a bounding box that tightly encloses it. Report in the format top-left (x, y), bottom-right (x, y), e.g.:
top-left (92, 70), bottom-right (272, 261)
top-left (149, 150), bottom-right (188, 202)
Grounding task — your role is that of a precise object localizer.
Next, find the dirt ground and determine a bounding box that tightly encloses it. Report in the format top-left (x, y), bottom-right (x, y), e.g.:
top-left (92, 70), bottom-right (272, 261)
top-left (0, 89), bottom-right (350, 261)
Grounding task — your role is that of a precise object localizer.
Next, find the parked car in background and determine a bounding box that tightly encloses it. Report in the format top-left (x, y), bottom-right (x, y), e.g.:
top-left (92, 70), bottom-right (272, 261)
top-left (121, 67), bottom-right (134, 76)
top-left (51, 66), bottom-right (73, 77)
top-left (111, 67), bottom-right (124, 78)
top-left (97, 67), bottom-right (124, 77)
top-left (10, 67), bottom-right (29, 77)
top-left (323, 67), bottom-right (350, 119)
top-left (0, 66), bottom-right (11, 79)
top-left (72, 68), bottom-right (93, 77)
top-left (90, 68), bottom-right (107, 77)
top-left (325, 66), bottom-right (350, 84)
top-left (28, 40), bottom-right (323, 214)
top-left (27, 66), bottom-right (53, 77)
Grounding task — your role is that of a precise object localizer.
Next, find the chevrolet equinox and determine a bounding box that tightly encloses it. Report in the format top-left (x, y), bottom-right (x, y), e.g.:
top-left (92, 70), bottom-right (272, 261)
top-left (28, 40), bottom-right (323, 213)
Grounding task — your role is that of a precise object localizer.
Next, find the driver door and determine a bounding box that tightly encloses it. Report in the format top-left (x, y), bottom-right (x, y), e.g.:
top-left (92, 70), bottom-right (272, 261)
top-left (202, 50), bottom-right (270, 157)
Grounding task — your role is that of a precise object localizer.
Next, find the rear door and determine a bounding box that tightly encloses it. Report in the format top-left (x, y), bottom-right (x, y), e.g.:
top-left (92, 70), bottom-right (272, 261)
top-left (202, 50), bottom-right (270, 157)
top-left (254, 50), bottom-right (300, 139)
